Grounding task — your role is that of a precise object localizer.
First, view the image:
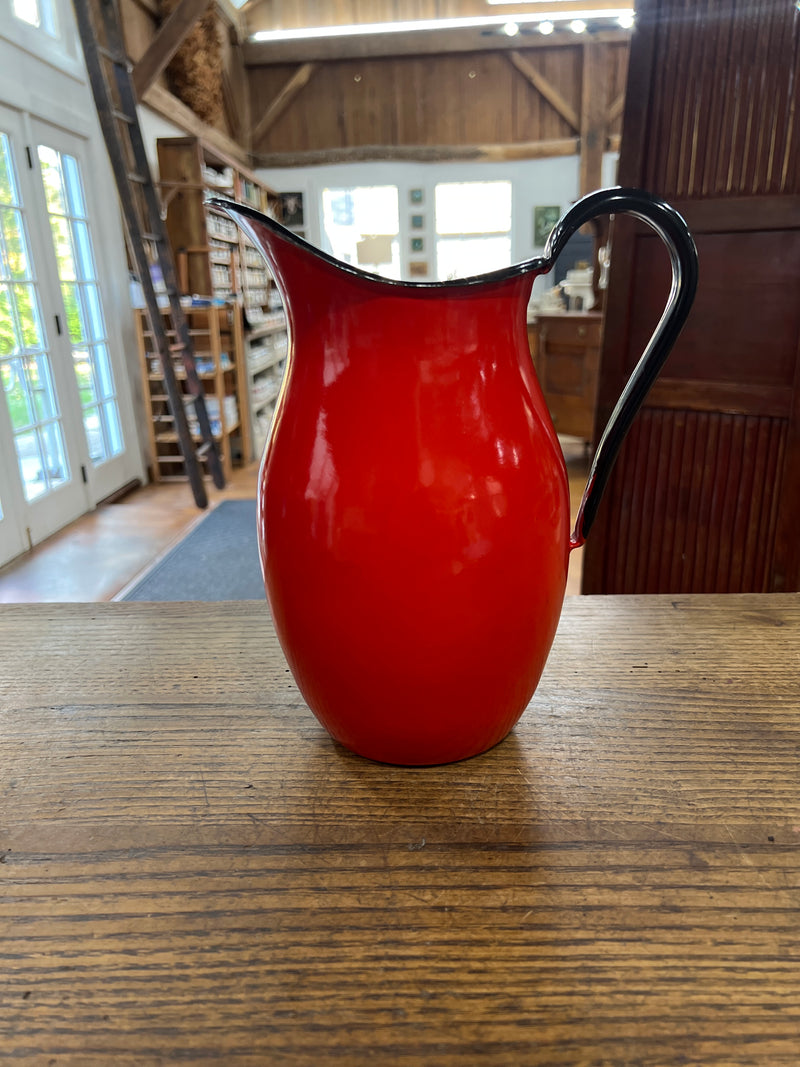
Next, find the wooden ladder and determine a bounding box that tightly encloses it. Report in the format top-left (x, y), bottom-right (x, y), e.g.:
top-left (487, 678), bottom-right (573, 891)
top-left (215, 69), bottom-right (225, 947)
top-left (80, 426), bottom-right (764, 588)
top-left (71, 0), bottom-right (225, 507)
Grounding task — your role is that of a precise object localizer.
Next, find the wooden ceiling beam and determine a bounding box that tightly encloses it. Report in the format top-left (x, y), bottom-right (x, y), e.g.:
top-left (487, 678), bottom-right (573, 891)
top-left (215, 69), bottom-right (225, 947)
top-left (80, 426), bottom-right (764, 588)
top-left (243, 28), bottom-right (630, 66)
top-left (251, 62), bottom-right (317, 146)
top-left (507, 49), bottom-right (580, 133)
top-left (252, 137), bottom-right (579, 168)
top-left (132, 0), bottom-right (211, 99)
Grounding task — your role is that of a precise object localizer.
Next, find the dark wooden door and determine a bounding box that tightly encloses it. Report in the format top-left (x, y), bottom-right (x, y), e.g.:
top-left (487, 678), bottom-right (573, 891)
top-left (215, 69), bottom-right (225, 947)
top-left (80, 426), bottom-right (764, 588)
top-left (582, 0), bottom-right (800, 594)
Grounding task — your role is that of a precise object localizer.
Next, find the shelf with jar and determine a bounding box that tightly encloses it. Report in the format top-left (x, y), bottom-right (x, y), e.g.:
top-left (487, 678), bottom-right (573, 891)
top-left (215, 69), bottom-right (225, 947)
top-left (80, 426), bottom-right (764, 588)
top-left (135, 303), bottom-right (250, 484)
top-left (156, 135), bottom-right (288, 462)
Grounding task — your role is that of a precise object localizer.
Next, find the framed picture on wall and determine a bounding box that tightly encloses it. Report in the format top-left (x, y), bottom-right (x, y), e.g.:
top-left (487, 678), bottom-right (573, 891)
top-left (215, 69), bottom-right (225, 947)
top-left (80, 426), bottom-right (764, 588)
top-left (410, 188), bottom-right (424, 204)
top-left (411, 237), bottom-right (424, 253)
top-left (280, 192), bottom-right (305, 228)
top-left (411, 214), bottom-right (424, 230)
top-left (533, 205), bottom-right (560, 246)
top-left (409, 261), bottom-right (428, 277)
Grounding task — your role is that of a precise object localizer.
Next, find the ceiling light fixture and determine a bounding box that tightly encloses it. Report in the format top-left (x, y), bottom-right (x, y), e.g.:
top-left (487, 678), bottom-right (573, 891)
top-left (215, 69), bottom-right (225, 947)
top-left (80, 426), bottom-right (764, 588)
top-left (538, 20), bottom-right (555, 34)
top-left (250, 11), bottom-right (635, 43)
top-left (502, 20), bottom-right (521, 35)
top-left (570, 18), bottom-right (588, 32)
top-left (617, 11), bottom-right (635, 27)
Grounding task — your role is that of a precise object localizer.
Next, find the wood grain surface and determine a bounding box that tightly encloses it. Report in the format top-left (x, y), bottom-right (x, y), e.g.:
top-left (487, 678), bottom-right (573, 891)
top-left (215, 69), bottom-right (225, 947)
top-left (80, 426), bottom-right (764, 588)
top-left (1, 596), bottom-right (799, 1064)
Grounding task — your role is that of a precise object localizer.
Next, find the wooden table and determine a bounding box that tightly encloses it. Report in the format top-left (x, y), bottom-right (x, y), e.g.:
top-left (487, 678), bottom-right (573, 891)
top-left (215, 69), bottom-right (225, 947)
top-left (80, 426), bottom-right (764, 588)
top-left (2, 596), bottom-right (799, 1064)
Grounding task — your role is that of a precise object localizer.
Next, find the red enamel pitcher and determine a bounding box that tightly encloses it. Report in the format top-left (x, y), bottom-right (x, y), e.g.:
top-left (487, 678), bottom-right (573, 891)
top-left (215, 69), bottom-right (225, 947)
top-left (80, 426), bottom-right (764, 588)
top-left (212, 188), bottom-right (698, 765)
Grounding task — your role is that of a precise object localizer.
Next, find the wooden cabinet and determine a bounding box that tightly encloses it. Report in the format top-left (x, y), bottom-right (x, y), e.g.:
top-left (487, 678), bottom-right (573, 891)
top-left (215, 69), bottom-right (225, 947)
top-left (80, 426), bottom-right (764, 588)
top-left (527, 312), bottom-right (603, 443)
top-left (156, 136), bottom-right (288, 462)
top-left (135, 304), bottom-right (249, 483)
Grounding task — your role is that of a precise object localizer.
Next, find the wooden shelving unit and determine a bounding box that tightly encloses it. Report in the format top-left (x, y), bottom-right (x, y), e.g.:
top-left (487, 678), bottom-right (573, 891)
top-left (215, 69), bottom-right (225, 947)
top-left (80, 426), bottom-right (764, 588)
top-left (136, 304), bottom-right (249, 483)
top-left (156, 136), bottom-right (289, 462)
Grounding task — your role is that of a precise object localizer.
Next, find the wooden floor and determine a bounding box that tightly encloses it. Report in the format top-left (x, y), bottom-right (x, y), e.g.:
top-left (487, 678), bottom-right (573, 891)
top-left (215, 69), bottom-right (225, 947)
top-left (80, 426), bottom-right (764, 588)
top-left (0, 442), bottom-right (589, 602)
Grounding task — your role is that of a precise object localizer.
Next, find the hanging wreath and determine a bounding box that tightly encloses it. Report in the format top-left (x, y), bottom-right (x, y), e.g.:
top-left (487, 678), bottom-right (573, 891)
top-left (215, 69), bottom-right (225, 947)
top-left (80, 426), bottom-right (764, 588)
top-left (160, 0), bottom-right (223, 125)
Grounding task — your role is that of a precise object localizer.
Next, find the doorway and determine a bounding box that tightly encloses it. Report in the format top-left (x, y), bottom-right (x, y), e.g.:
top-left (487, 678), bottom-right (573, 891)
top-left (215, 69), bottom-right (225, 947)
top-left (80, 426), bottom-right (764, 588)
top-left (0, 104), bottom-right (141, 567)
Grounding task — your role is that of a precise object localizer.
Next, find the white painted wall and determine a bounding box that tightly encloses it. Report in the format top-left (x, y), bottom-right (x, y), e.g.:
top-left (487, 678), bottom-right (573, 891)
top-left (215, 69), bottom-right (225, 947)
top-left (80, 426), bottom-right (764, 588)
top-left (257, 152), bottom-right (619, 294)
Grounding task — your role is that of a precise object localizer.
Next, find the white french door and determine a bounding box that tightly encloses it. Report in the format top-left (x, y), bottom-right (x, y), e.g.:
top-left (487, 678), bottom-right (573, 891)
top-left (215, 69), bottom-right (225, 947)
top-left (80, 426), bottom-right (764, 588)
top-left (0, 104), bottom-right (141, 567)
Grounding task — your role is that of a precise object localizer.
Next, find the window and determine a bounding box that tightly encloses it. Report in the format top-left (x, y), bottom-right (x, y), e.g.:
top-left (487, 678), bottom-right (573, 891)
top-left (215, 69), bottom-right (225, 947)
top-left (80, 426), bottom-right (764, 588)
top-left (435, 180), bottom-right (512, 281)
top-left (12, 0), bottom-right (57, 35)
top-left (322, 186), bottom-right (401, 280)
top-left (0, 132), bottom-right (70, 501)
top-left (38, 144), bottom-right (124, 464)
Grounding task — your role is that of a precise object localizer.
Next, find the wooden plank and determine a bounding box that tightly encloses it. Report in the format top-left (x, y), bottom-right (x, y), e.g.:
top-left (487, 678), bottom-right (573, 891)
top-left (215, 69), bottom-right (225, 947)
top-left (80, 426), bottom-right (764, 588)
top-left (508, 49), bottom-right (580, 132)
top-left (645, 379), bottom-right (793, 419)
top-left (253, 137), bottom-right (579, 167)
top-left (131, 0), bottom-right (211, 98)
top-left (251, 62), bottom-right (317, 146)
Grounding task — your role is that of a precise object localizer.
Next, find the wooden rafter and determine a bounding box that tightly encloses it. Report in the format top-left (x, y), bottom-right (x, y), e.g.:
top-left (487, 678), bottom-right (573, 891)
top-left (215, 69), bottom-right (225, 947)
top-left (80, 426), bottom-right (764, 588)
top-left (132, 0), bottom-right (212, 98)
top-left (221, 71), bottom-right (242, 143)
top-left (507, 50), bottom-right (580, 133)
top-left (251, 63), bottom-right (317, 146)
top-left (142, 82), bottom-right (250, 165)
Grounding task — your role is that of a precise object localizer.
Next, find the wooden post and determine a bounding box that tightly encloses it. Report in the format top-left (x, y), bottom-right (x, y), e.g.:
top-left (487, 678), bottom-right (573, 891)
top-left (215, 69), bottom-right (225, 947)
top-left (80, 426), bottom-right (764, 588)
top-left (580, 41), bottom-right (607, 196)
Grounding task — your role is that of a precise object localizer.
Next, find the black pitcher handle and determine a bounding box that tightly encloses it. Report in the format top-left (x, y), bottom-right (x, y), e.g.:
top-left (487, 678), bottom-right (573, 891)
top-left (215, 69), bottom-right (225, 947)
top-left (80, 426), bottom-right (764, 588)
top-left (543, 187), bottom-right (699, 548)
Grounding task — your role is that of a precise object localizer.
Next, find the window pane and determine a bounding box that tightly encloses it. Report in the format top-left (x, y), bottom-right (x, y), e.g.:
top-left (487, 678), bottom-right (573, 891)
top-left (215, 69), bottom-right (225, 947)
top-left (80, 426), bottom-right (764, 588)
top-left (1, 207), bottom-right (33, 280)
top-left (102, 399), bottom-right (123, 456)
top-left (435, 181), bottom-right (512, 235)
top-left (38, 146), bottom-right (67, 215)
top-left (61, 281), bottom-right (85, 343)
top-left (0, 137), bottom-right (18, 204)
top-left (0, 284), bottom-right (17, 354)
top-left (29, 353), bottom-right (58, 420)
top-left (16, 429), bottom-right (45, 500)
top-left (73, 348), bottom-right (97, 404)
top-left (12, 284), bottom-right (43, 349)
top-left (2, 357), bottom-right (33, 429)
top-left (436, 236), bottom-right (512, 282)
top-left (40, 421), bottom-right (68, 487)
top-left (64, 156), bottom-right (85, 217)
top-left (49, 214), bottom-right (76, 279)
top-left (83, 405), bottom-right (104, 462)
top-left (84, 284), bottom-right (105, 341)
top-left (12, 0), bottom-right (40, 27)
top-left (93, 342), bottom-right (114, 398)
top-left (73, 221), bottom-right (94, 279)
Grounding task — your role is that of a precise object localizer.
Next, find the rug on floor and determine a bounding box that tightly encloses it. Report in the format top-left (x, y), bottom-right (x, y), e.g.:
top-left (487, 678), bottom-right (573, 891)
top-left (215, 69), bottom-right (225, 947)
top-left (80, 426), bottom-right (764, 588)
top-left (120, 499), bottom-right (265, 601)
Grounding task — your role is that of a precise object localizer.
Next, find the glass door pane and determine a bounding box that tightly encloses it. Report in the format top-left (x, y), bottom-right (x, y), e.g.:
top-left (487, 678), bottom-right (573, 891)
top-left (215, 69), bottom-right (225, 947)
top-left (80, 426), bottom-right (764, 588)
top-left (38, 144), bottom-right (124, 466)
top-left (0, 131), bottom-right (72, 503)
